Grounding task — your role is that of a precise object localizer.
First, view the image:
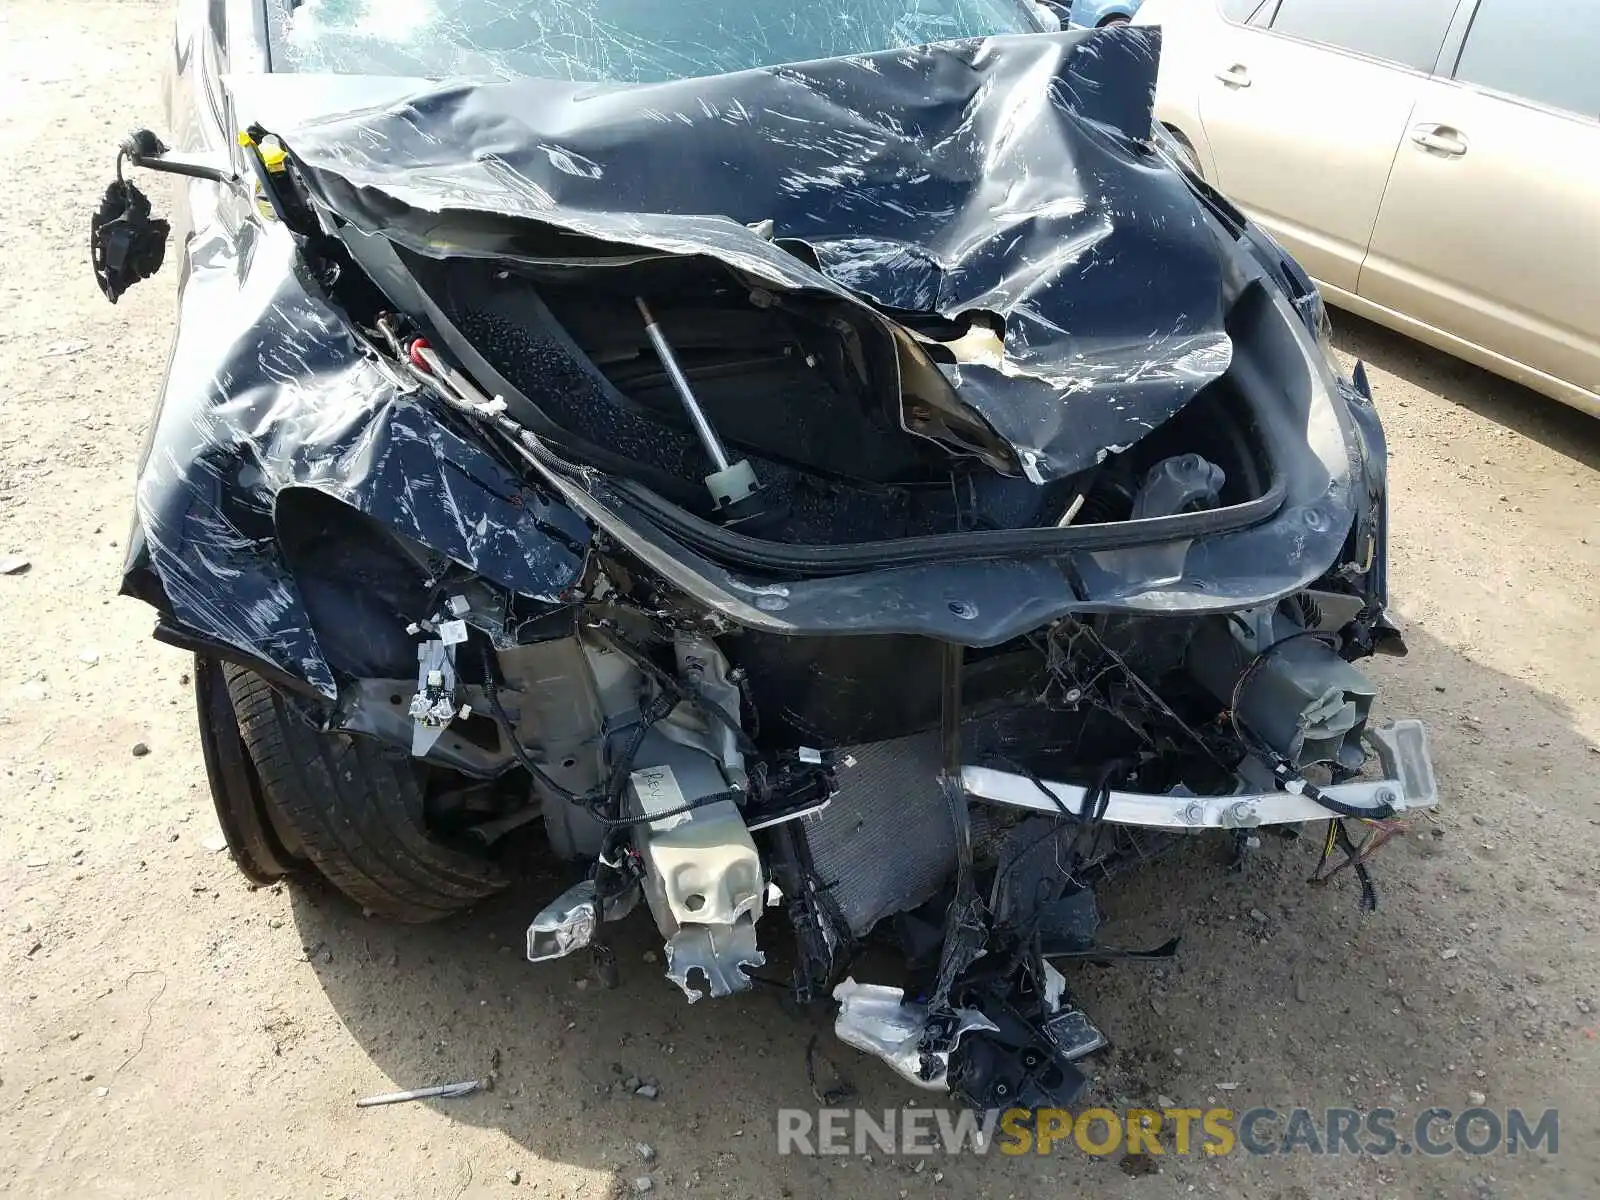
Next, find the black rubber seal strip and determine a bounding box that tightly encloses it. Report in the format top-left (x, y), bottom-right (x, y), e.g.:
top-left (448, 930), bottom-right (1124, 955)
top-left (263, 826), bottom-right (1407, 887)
top-left (598, 473), bottom-right (1287, 575)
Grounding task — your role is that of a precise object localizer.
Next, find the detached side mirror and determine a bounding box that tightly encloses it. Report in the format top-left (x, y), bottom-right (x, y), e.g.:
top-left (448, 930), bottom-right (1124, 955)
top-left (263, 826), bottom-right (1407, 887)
top-left (90, 129), bottom-right (236, 303)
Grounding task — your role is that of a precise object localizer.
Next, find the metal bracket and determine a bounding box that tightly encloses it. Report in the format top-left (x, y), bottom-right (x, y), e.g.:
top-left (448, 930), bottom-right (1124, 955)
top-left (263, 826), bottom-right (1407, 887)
top-left (664, 919), bottom-right (765, 1003)
top-left (963, 719), bottom-right (1437, 828)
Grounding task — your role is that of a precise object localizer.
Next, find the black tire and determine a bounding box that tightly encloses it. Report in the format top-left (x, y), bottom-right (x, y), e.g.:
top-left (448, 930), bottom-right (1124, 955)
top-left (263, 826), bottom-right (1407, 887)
top-left (222, 665), bottom-right (508, 922)
top-left (195, 655), bottom-right (304, 884)
top-left (1097, 13), bottom-right (1132, 25)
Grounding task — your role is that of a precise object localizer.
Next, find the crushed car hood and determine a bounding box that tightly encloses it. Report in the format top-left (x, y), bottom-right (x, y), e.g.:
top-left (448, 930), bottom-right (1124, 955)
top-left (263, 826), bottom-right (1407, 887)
top-left (130, 26), bottom-right (1372, 693)
top-left (258, 26), bottom-right (1233, 480)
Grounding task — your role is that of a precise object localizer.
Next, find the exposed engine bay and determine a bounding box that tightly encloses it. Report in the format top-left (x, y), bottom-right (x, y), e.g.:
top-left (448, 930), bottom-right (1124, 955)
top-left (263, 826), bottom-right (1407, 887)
top-left (409, 578), bottom-right (1431, 1105)
top-left (100, 27), bottom-right (1438, 1107)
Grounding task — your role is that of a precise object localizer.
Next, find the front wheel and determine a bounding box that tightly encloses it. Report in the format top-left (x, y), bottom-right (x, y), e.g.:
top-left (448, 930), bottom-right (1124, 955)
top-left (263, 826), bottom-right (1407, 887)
top-left (208, 663), bottom-right (508, 922)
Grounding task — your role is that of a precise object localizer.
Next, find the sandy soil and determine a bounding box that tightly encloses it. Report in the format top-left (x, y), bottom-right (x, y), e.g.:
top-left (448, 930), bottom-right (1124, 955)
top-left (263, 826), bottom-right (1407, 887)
top-left (2, 3), bottom-right (1598, 1197)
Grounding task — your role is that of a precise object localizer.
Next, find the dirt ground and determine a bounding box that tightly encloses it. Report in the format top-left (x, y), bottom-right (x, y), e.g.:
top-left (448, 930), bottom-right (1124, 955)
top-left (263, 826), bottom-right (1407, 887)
top-left (3, 2), bottom-right (1598, 1197)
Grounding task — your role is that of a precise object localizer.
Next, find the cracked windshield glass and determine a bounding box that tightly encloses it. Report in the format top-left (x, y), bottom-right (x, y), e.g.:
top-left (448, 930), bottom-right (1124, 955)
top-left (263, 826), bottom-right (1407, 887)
top-left (274, 0), bottom-right (1040, 81)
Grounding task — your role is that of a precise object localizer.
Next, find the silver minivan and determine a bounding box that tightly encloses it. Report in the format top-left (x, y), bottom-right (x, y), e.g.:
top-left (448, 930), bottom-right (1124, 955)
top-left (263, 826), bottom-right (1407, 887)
top-left (1138, 0), bottom-right (1600, 415)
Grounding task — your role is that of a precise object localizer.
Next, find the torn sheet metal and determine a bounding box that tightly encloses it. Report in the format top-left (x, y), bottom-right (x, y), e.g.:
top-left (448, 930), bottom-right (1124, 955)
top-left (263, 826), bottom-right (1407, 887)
top-left (832, 977), bottom-right (998, 1090)
top-left (664, 919), bottom-right (766, 1003)
top-left (266, 27), bottom-right (1232, 481)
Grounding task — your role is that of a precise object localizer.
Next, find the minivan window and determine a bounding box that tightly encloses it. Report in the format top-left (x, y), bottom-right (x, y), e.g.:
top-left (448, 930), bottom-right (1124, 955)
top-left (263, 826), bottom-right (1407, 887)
top-left (1218, 0), bottom-right (1273, 22)
top-left (1269, 0), bottom-right (1457, 72)
top-left (1454, 0), bottom-right (1600, 119)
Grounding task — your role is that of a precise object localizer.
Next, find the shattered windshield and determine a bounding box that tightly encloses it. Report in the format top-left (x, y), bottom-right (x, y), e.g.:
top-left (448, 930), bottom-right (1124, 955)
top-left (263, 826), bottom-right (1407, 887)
top-left (273, 0), bottom-right (1041, 82)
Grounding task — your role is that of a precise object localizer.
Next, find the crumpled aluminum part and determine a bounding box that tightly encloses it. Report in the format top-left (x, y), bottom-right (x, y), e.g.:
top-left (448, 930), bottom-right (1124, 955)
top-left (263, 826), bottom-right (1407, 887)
top-left (831, 977), bottom-right (998, 1091)
top-left (525, 880), bottom-right (599, 963)
top-left (664, 919), bottom-right (765, 1003)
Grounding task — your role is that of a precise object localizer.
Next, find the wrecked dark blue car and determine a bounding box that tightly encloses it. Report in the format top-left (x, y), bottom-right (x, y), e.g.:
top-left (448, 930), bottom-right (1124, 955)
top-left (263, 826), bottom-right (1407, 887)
top-left (92, 2), bottom-right (1434, 1109)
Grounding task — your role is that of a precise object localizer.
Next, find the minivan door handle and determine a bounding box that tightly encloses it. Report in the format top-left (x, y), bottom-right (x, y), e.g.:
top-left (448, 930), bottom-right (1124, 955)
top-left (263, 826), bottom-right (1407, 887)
top-left (1214, 63), bottom-right (1251, 87)
top-left (1411, 124), bottom-right (1468, 156)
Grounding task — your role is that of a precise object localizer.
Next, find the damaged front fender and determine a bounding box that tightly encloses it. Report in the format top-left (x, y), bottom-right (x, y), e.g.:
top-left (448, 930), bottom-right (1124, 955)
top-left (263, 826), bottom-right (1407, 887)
top-left (123, 220), bottom-right (591, 697)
